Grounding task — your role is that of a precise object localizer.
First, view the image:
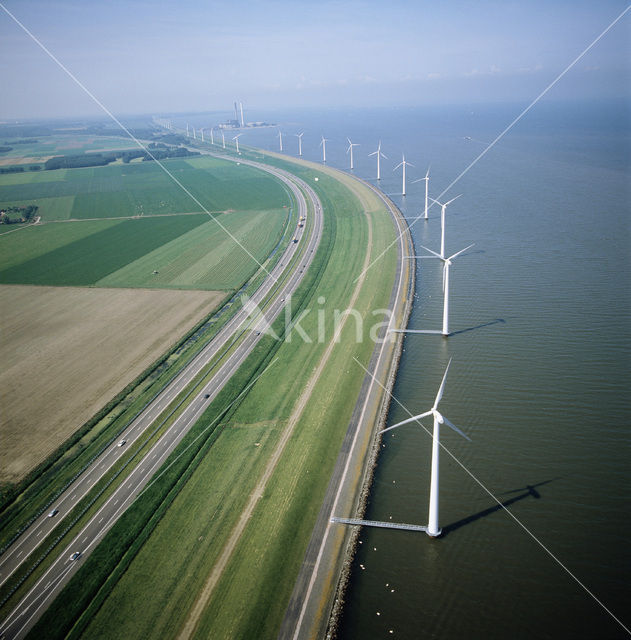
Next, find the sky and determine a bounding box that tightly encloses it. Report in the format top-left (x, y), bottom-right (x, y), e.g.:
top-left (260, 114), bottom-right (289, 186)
top-left (0, 0), bottom-right (630, 120)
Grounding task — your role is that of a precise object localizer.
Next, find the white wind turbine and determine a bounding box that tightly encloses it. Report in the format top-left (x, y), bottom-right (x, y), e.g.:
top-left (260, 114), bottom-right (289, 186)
top-left (412, 167), bottom-right (431, 220)
top-left (186, 123), bottom-right (189, 137)
top-left (320, 136), bottom-right (328, 163)
top-left (233, 133), bottom-right (243, 153)
top-left (419, 242), bottom-right (474, 336)
top-left (380, 359), bottom-right (470, 537)
top-left (346, 138), bottom-right (359, 170)
top-left (221, 131), bottom-right (226, 149)
top-left (394, 154), bottom-right (414, 196)
top-left (192, 127), bottom-right (197, 139)
top-left (210, 128), bottom-right (215, 145)
top-left (369, 141), bottom-right (387, 180)
top-left (296, 132), bottom-right (304, 156)
top-left (278, 129), bottom-right (283, 152)
top-left (200, 128), bottom-right (205, 142)
top-left (430, 195), bottom-right (461, 259)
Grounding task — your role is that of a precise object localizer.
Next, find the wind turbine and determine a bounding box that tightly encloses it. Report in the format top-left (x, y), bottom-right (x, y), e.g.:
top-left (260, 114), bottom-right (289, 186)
top-left (295, 132), bottom-right (304, 156)
top-left (369, 141), bottom-right (387, 180)
top-left (239, 101), bottom-right (245, 127)
top-left (430, 195), bottom-right (461, 259)
top-left (346, 138), bottom-right (359, 170)
top-left (278, 129), bottom-right (283, 152)
top-left (210, 128), bottom-right (214, 145)
top-left (221, 131), bottom-right (226, 149)
top-left (186, 123), bottom-right (190, 137)
top-left (192, 127), bottom-right (197, 140)
top-left (419, 242), bottom-right (474, 336)
top-left (394, 154), bottom-right (414, 196)
top-left (380, 360), bottom-right (470, 537)
top-left (200, 128), bottom-right (205, 142)
top-left (412, 167), bottom-right (431, 220)
top-left (320, 136), bottom-right (328, 163)
top-left (233, 133), bottom-right (243, 153)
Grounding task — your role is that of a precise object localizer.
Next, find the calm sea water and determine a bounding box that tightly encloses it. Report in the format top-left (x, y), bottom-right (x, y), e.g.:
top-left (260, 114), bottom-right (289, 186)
top-left (185, 101), bottom-right (630, 639)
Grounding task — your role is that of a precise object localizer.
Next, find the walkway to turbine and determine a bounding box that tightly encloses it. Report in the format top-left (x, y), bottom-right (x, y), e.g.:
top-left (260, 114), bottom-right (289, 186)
top-left (330, 517), bottom-right (428, 532)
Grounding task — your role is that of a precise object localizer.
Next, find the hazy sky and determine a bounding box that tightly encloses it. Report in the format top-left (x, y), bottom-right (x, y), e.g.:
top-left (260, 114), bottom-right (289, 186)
top-left (1, 0), bottom-right (629, 120)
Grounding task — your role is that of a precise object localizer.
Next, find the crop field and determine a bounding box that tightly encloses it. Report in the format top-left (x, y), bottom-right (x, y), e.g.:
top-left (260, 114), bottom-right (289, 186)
top-left (0, 135), bottom-right (137, 165)
top-left (0, 284), bottom-right (224, 484)
top-left (0, 155), bottom-right (289, 221)
top-left (70, 156), bottom-right (401, 640)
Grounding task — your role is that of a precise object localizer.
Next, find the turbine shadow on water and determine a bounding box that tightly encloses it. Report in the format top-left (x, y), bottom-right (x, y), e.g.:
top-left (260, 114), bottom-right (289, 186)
top-left (441, 478), bottom-right (560, 537)
top-left (448, 318), bottom-right (506, 336)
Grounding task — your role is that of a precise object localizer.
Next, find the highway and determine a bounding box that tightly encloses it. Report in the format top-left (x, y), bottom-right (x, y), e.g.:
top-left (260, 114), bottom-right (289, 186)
top-left (0, 157), bottom-right (324, 640)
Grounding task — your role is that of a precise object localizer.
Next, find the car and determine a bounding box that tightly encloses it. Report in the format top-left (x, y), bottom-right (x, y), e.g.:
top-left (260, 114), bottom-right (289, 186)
top-left (48, 508), bottom-right (59, 518)
top-left (117, 439), bottom-right (127, 447)
top-left (256, 331), bottom-right (261, 336)
top-left (69, 551), bottom-right (81, 561)
top-left (204, 393), bottom-right (210, 399)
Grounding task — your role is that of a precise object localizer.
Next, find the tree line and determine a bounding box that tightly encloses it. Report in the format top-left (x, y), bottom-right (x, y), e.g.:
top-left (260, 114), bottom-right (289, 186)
top-left (0, 204), bottom-right (38, 224)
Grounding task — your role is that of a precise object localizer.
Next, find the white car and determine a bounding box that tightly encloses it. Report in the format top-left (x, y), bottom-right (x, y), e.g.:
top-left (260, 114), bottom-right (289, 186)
top-left (117, 439), bottom-right (127, 447)
top-left (69, 551), bottom-right (81, 561)
top-left (48, 508), bottom-right (59, 518)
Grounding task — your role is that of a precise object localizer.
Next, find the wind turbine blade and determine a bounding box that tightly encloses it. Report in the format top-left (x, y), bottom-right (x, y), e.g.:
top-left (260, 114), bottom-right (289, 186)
top-left (448, 243), bottom-right (475, 261)
top-left (380, 411), bottom-right (433, 433)
top-left (411, 177), bottom-right (426, 184)
top-left (444, 194), bottom-right (462, 206)
top-left (419, 244), bottom-right (442, 259)
top-left (434, 359), bottom-right (452, 408)
top-left (407, 161), bottom-right (415, 168)
top-left (425, 166), bottom-right (430, 178)
top-left (381, 152), bottom-right (388, 159)
top-left (394, 161), bottom-right (403, 171)
top-left (441, 415), bottom-right (472, 441)
top-left (429, 196), bottom-right (444, 206)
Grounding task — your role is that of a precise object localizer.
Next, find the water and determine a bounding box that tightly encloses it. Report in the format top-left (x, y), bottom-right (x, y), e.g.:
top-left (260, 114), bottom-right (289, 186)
top-left (182, 101), bottom-right (631, 639)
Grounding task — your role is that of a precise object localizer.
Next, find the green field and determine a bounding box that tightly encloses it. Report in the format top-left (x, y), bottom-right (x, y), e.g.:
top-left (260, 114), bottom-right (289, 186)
top-left (0, 156), bottom-right (289, 221)
top-left (0, 155), bottom-right (291, 290)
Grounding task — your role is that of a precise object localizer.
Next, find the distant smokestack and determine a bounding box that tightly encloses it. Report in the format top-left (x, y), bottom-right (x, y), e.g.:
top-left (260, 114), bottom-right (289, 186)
top-left (234, 101), bottom-right (239, 122)
top-left (240, 102), bottom-right (245, 127)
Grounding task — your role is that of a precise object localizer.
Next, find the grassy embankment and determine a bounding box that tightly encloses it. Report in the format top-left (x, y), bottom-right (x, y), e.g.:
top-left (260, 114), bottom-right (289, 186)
top-left (0, 156), bottom-right (293, 558)
top-left (24, 150), bottom-right (400, 640)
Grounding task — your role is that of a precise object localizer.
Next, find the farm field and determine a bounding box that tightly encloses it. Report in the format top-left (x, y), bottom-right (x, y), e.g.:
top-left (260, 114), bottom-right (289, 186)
top-left (0, 284), bottom-right (225, 484)
top-left (0, 135), bottom-right (139, 166)
top-left (0, 155), bottom-right (289, 221)
top-left (0, 209), bottom-right (287, 290)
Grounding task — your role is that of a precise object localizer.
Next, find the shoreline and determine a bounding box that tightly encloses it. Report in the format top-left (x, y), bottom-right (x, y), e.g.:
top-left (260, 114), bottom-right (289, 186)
top-left (324, 178), bottom-right (415, 640)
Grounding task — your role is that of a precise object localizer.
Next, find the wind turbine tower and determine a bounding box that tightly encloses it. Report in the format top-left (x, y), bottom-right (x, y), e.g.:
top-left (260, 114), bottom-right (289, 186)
top-left (200, 128), bottom-right (204, 142)
top-left (278, 129), bottom-right (283, 152)
top-left (320, 136), bottom-right (328, 163)
top-left (192, 127), bottom-right (197, 140)
top-left (186, 123), bottom-right (190, 137)
top-left (221, 131), bottom-right (226, 149)
top-left (419, 241), bottom-right (474, 336)
top-left (346, 138), bottom-right (359, 170)
top-left (380, 360), bottom-right (471, 537)
top-left (210, 128), bottom-right (214, 145)
top-left (369, 141), bottom-right (387, 180)
top-left (233, 133), bottom-right (243, 153)
top-left (240, 102), bottom-right (245, 127)
top-left (394, 154), bottom-right (414, 196)
top-left (295, 132), bottom-right (304, 156)
top-left (412, 168), bottom-right (431, 220)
